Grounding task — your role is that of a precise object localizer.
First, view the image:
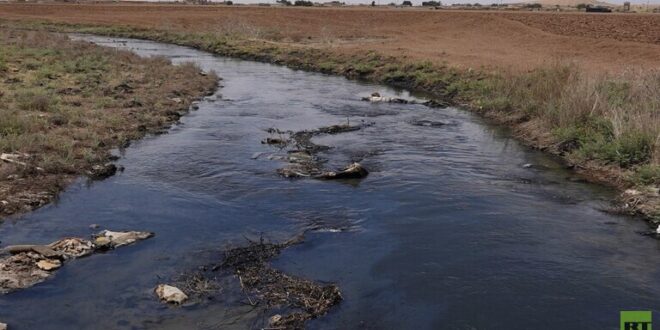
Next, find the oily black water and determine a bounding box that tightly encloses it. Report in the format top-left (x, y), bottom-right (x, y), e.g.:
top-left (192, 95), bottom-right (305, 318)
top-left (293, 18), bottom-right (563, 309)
top-left (0, 36), bottom-right (658, 330)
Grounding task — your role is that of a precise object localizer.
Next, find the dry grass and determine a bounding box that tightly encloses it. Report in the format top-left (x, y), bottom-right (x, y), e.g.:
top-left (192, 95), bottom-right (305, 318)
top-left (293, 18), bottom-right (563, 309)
top-left (469, 64), bottom-right (659, 179)
top-left (0, 28), bottom-right (217, 217)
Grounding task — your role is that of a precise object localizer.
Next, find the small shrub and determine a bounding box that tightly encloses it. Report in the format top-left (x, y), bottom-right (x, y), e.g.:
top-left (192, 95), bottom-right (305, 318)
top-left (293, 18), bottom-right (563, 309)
top-left (294, 0), bottom-right (313, 6)
top-left (0, 53), bottom-right (7, 73)
top-left (22, 58), bottom-right (42, 70)
top-left (580, 131), bottom-right (653, 168)
top-left (16, 89), bottom-right (57, 112)
top-left (631, 165), bottom-right (660, 186)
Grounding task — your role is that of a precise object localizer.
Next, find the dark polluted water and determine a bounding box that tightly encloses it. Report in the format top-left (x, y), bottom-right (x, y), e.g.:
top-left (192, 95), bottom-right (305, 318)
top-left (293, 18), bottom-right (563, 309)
top-left (0, 36), bottom-right (659, 330)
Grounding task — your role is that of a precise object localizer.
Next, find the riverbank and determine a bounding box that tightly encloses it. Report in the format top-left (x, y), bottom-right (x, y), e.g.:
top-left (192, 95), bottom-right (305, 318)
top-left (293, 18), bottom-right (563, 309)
top-left (1, 8), bottom-right (659, 222)
top-left (0, 28), bottom-right (218, 218)
top-left (1, 32), bottom-right (659, 330)
top-left (5, 18), bottom-right (657, 222)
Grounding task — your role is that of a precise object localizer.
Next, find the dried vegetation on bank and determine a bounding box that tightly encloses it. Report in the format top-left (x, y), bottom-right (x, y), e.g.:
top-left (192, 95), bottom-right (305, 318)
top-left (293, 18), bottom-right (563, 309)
top-left (0, 28), bottom-right (217, 217)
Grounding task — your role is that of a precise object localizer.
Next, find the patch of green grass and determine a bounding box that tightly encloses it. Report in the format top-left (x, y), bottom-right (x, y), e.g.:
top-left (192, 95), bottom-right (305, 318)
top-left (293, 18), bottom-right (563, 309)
top-left (578, 131), bottom-right (654, 168)
top-left (631, 165), bottom-right (660, 186)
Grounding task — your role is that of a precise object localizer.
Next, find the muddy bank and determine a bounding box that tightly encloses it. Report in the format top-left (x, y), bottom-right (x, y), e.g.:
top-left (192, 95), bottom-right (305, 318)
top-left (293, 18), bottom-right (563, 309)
top-left (0, 28), bottom-right (218, 220)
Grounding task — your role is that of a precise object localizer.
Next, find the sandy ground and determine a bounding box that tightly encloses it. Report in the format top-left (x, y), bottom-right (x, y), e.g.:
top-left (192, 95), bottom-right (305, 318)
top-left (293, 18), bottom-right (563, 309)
top-left (0, 4), bottom-right (658, 73)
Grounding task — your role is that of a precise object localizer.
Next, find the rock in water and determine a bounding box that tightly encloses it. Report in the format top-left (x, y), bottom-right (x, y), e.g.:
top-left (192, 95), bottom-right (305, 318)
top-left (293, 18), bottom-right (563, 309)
top-left (262, 137), bottom-right (287, 145)
top-left (36, 259), bottom-right (62, 271)
top-left (49, 238), bottom-right (95, 259)
top-left (3, 245), bottom-right (63, 259)
top-left (155, 284), bottom-right (188, 305)
top-left (410, 120), bottom-right (448, 128)
top-left (88, 163), bottom-right (117, 180)
top-left (0, 253), bottom-right (51, 294)
top-left (1, 229), bottom-right (154, 294)
top-left (269, 314), bottom-right (282, 326)
top-left (93, 230), bottom-right (154, 249)
top-left (317, 163), bottom-right (369, 180)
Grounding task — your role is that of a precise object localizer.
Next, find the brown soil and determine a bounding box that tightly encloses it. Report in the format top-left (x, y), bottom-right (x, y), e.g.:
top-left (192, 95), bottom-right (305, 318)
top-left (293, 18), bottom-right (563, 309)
top-left (0, 4), bottom-right (658, 73)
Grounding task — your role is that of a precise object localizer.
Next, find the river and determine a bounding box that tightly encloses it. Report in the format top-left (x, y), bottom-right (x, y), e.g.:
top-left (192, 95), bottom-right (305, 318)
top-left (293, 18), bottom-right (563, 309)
top-left (0, 36), bottom-right (658, 330)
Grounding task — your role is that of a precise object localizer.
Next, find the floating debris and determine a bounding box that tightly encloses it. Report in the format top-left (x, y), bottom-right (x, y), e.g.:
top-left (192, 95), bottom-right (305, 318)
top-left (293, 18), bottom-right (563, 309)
top-left (155, 284), bottom-right (189, 305)
top-left (287, 150), bottom-right (314, 164)
top-left (219, 235), bottom-right (341, 329)
top-left (277, 165), bottom-right (316, 178)
top-left (174, 271), bottom-right (221, 300)
top-left (410, 119), bottom-right (449, 127)
top-left (361, 92), bottom-right (409, 104)
top-left (261, 137), bottom-right (288, 146)
top-left (0, 230), bottom-right (153, 294)
top-left (317, 162), bottom-right (369, 180)
top-left (362, 92), bottom-right (449, 108)
top-left (265, 122), bottom-right (373, 181)
top-left (316, 123), bottom-right (363, 135)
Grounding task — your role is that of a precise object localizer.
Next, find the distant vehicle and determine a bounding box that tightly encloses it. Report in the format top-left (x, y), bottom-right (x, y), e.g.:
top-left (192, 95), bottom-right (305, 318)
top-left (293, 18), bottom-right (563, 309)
top-left (402, 0), bottom-right (413, 6)
top-left (585, 5), bottom-right (612, 12)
